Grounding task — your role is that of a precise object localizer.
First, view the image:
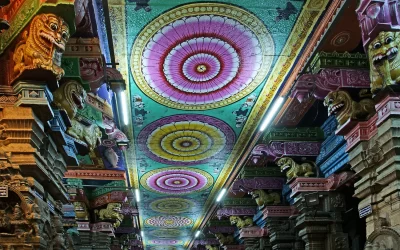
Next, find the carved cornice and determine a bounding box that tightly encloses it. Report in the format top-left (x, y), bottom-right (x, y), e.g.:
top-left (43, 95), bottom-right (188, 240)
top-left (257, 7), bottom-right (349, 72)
top-left (289, 171), bottom-right (354, 197)
top-left (91, 222), bottom-right (115, 235)
top-left (216, 207), bottom-right (257, 219)
top-left (262, 127), bottom-right (324, 143)
top-left (238, 167), bottom-right (284, 179)
top-left (251, 141), bottom-right (321, 163)
top-left (307, 51), bottom-right (369, 74)
top-left (344, 114), bottom-right (378, 152)
top-left (261, 206), bottom-right (297, 219)
top-left (222, 198), bottom-right (257, 207)
top-left (64, 170), bottom-right (126, 180)
top-left (207, 226), bottom-right (236, 234)
top-left (231, 177), bottom-right (286, 194)
top-left (239, 226), bottom-right (268, 239)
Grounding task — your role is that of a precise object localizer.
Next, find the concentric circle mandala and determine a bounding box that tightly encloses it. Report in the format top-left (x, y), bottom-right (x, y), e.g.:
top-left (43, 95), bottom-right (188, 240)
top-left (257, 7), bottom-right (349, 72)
top-left (150, 229), bottom-right (183, 238)
top-left (140, 167), bottom-right (213, 195)
top-left (149, 239), bottom-right (183, 245)
top-left (131, 3), bottom-right (274, 110)
top-left (145, 215), bottom-right (193, 228)
top-left (137, 114), bottom-right (235, 165)
top-left (150, 198), bottom-right (195, 213)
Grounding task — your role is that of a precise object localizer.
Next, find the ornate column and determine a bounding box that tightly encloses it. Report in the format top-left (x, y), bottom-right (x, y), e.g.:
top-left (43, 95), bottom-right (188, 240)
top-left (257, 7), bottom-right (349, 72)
top-left (289, 173), bottom-right (354, 250)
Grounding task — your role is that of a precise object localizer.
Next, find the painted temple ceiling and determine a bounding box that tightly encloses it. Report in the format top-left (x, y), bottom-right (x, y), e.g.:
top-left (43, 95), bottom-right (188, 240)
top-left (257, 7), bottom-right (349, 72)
top-left (108, 0), bottom-right (330, 249)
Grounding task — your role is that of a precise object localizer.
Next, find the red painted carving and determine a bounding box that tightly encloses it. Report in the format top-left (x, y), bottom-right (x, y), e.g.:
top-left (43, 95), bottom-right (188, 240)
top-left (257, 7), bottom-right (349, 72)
top-left (90, 191), bottom-right (127, 208)
top-left (0, 0), bottom-right (24, 22)
top-left (344, 114), bottom-right (378, 151)
top-left (275, 97), bottom-right (314, 127)
top-left (239, 226), bottom-right (268, 238)
top-left (64, 170), bottom-right (126, 180)
top-left (251, 142), bottom-right (321, 162)
top-left (356, 0), bottom-right (400, 48)
top-left (291, 69), bottom-right (370, 103)
top-left (375, 94), bottom-right (400, 125)
top-left (261, 206), bottom-right (297, 219)
top-left (289, 171), bottom-right (355, 197)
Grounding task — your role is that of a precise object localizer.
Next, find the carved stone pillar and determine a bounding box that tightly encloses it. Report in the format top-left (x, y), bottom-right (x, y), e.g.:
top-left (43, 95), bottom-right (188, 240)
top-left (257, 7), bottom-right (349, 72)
top-left (345, 92), bottom-right (400, 249)
top-left (289, 177), bottom-right (352, 250)
top-left (239, 226), bottom-right (270, 250)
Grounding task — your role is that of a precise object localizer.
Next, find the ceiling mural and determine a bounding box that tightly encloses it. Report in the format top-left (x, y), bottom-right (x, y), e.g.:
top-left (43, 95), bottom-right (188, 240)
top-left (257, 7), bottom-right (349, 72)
top-left (116, 0), bottom-right (320, 248)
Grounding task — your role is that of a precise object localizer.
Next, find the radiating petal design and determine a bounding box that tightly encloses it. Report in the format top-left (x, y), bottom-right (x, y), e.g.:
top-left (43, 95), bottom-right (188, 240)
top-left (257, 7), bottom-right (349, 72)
top-left (137, 114), bottom-right (235, 165)
top-left (145, 215), bottom-right (193, 228)
top-left (140, 167), bottom-right (214, 195)
top-left (131, 3), bottom-right (274, 110)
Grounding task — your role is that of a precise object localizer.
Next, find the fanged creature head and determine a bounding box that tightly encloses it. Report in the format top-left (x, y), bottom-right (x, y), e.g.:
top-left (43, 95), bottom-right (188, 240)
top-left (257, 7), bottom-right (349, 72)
top-left (323, 90), bottom-right (352, 125)
top-left (369, 32), bottom-right (399, 71)
top-left (250, 190), bottom-right (262, 200)
top-left (276, 157), bottom-right (293, 173)
top-left (229, 216), bottom-right (239, 225)
top-left (53, 80), bottom-right (87, 119)
top-left (34, 14), bottom-right (70, 66)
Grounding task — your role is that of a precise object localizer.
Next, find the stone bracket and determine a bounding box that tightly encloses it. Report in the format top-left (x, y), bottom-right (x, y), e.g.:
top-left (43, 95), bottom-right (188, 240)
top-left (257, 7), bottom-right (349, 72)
top-left (262, 206), bottom-right (297, 219)
top-left (239, 226), bottom-right (268, 239)
top-left (231, 177), bottom-right (285, 194)
top-left (217, 207), bottom-right (257, 219)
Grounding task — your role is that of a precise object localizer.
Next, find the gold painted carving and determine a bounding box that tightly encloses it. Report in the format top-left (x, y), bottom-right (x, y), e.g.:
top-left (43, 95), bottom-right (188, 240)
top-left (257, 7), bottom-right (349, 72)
top-left (205, 245), bottom-right (219, 250)
top-left (13, 13), bottom-right (70, 80)
top-left (229, 216), bottom-right (253, 229)
top-left (250, 190), bottom-right (281, 207)
top-left (323, 90), bottom-right (376, 126)
top-left (215, 233), bottom-right (235, 245)
top-left (53, 80), bottom-right (87, 120)
top-left (368, 31), bottom-right (400, 93)
top-left (94, 203), bottom-right (124, 228)
top-left (73, 202), bottom-right (89, 221)
top-left (67, 119), bottom-right (102, 151)
top-left (276, 157), bottom-right (315, 180)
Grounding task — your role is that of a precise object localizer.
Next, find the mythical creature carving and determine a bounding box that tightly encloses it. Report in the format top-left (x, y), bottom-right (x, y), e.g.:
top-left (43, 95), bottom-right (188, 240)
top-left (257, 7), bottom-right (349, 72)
top-left (250, 190), bottom-right (280, 207)
top-left (67, 119), bottom-right (102, 151)
top-left (53, 80), bottom-right (87, 120)
top-left (215, 233), bottom-right (235, 245)
top-left (323, 90), bottom-right (375, 126)
top-left (73, 202), bottom-right (88, 220)
top-left (276, 157), bottom-right (315, 180)
top-left (94, 203), bottom-right (124, 228)
top-left (229, 216), bottom-right (253, 229)
top-left (205, 245), bottom-right (219, 250)
top-left (13, 13), bottom-right (69, 80)
top-left (368, 31), bottom-right (400, 93)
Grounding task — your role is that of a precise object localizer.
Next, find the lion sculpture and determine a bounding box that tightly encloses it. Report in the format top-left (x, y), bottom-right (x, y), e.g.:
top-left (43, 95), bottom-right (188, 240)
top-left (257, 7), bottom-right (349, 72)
top-left (13, 13), bottom-right (69, 80)
top-left (323, 90), bottom-right (375, 126)
top-left (276, 157), bottom-right (315, 180)
top-left (229, 216), bottom-right (253, 229)
top-left (67, 119), bottom-right (102, 151)
top-left (215, 233), bottom-right (235, 245)
top-left (53, 80), bottom-right (87, 120)
top-left (94, 203), bottom-right (123, 228)
top-left (250, 190), bottom-right (280, 207)
top-left (368, 31), bottom-right (400, 94)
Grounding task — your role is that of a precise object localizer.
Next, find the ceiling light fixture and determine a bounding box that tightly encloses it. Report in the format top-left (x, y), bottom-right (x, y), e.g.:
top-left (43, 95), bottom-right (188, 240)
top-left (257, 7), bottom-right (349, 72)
top-left (195, 230), bottom-right (201, 238)
top-left (119, 91), bottom-right (129, 125)
top-left (259, 96), bottom-right (285, 131)
top-left (135, 189), bottom-right (140, 202)
top-left (216, 188), bottom-right (227, 202)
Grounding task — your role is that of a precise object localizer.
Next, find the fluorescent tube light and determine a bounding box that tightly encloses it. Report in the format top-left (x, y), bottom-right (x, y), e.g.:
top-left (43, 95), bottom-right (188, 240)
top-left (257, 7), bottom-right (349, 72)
top-left (259, 96), bottom-right (285, 131)
top-left (195, 231), bottom-right (200, 238)
top-left (141, 231), bottom-right (144, 237)
top-left (216, 188), bottom-right (227, 202)
top-left (119, 91), bottom-right (129, 125)
top-left (135, 189), bottom-right (140, 202)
